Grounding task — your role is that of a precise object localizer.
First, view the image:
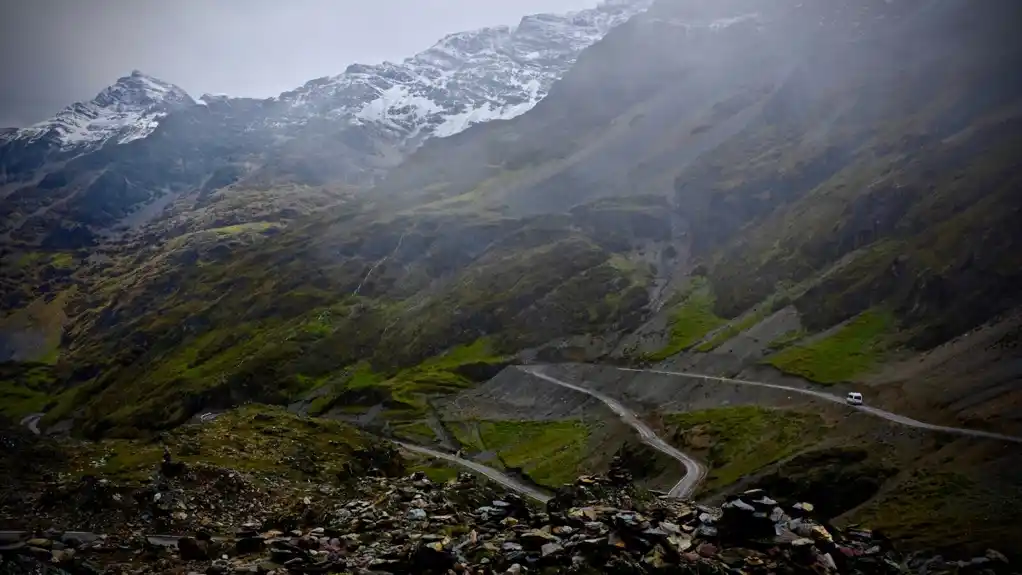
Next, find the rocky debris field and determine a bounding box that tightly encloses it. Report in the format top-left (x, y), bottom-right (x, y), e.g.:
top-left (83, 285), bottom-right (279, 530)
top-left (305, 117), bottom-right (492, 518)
top-left (2, 455), bottom-right (1015, 575)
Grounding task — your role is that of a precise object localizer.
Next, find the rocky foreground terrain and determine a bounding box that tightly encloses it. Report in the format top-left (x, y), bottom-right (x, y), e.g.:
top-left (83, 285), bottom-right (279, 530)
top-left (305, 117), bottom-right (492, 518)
top-left (0, 415), bottom-right (1016, 575)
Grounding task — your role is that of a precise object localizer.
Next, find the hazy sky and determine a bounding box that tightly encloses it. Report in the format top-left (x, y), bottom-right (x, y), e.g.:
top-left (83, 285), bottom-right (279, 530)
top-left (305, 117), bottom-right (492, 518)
top-left (0, 0), bottom-right (600, 128)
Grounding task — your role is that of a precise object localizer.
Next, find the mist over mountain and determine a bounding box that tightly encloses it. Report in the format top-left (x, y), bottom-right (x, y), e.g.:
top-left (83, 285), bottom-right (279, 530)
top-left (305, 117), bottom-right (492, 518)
top-left (2, 0), bottom-right (1021, 561)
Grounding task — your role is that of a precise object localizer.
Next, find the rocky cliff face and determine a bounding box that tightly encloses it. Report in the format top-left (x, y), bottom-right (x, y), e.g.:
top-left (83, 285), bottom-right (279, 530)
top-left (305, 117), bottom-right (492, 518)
top-left (275, 0), bottom-right (653, 146)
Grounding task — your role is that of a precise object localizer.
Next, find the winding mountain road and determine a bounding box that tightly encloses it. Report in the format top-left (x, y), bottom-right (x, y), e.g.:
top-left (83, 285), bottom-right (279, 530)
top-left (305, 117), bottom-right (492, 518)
top-left (19, 413), bottom-right (42, 435)
top-left (610, 366), bottom-right (1022, 444)
top-left (394, 441), bottom-right (552, 503)
top-left (519, 367), bottom-right (707, 499)
top-left (24, 362), bottom-right (1016, 511)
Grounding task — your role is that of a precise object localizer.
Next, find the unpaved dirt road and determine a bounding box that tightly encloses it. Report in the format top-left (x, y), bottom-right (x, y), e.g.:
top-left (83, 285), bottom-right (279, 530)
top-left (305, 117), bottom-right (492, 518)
top-left (519, 367), bottom-right (707, 498)
top-left (395, 441), bottom-right (552, 503)
top-left (613, 366), bottom-right (1022, 444)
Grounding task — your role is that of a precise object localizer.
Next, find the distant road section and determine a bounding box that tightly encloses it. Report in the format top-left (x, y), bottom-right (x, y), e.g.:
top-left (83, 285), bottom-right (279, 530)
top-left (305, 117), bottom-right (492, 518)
top-left (395, 440), bottom-right (552, 503)
top-left (20, 413), bottom-right (43, 435)
top-left (610, 366), bottom-right (1022, 444)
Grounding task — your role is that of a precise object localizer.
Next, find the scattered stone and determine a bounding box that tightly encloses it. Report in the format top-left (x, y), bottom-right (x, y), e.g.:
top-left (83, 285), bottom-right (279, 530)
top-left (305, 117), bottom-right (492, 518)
top-left (0, 455), bottom-right (991, 575)
top-left (50, 548), bottom-right (75, 563)
top-left (987, 548), bottom-right (1009, 564)
top-left (697, 542), bottom-right (718, 558)
top-left (540, 542), bottom-right (563, 557)
top-left (519, 528), bottom-right (558, 550)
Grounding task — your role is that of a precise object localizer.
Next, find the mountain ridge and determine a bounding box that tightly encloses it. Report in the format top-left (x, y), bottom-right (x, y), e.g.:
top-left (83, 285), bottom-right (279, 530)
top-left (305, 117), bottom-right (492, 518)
top-left (5, 0), bottom-right (1019, 433)
top-left (0, 0), bottom-right (652, 247)
top-left (1, 0), bottom-right (651, 182)
top-left (0, 70), bottom-right (195, 151)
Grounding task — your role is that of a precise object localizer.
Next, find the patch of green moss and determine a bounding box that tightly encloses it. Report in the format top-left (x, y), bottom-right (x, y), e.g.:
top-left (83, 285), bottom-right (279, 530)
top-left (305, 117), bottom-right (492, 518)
top-left (13, 251), bottom-right (47, 268)
top-left (647, 278), bottom-right (726, 361)
top-left (849, 471), bottom-right (1022, 555)
top-left (41, 387), bottom-right (81, 427)
top-left (306, 362), bottom-right (386, 416)
top-left (305, 394), bottom-right (334, 417)
top-left (306, 338), bottom-right (511, 420)
top-left (0, 382), bottom-right (51, 419)
top-left (409, 462), bottom-right (460, 484)
top-left (765, 309), bottom-right (896, 384)
top-left (347, 363), bottom-right (387, 388)
top-left (447, 421), bottom-right (485, 453)
top-left (390, 337), bottom-right (509, 393)
top-left (207, 222), bottom-right (278, 235)
top-left (0, 364), bottom-right (56, 419)
top-left (476, 420), bottom-right (592, 488)
top-left (0, 291), bottom-right (70, 365)
top-left (666, 406), bottom-right (827, 491)
top-left (69, 405), bottom-right (387, 484)
top-left (49, 252), bottom-right (76, 269)
top-left (393, 421), bottom-right (437, 442)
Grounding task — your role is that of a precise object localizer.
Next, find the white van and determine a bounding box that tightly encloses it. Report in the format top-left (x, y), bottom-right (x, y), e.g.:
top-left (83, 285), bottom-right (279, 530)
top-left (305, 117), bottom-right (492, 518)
top-left (846, 392), bottom-right (863, 406)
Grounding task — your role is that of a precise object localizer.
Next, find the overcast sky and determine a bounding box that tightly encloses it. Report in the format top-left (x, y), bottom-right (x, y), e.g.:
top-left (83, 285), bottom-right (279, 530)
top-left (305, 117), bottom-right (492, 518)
top-left (0, 0), bottom-right (600, 128)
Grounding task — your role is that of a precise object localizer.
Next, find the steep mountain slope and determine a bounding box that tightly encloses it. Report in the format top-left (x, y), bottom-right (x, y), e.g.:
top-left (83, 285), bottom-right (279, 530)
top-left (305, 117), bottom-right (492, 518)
top-left (277, 0), bottom-right (653, 144)
top-left (37, 195), bottom-right (664, 436)
top-left (0, 0), bottom-right (651, 251)
top-left (5, 0), bottom-right (1021, 442)
top-left (378, 0), bottom-right (1022, 362)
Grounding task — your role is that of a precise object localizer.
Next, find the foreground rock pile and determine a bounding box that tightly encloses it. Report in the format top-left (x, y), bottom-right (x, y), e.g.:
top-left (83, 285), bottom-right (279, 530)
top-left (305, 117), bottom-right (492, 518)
top-left (2, 468), bottom-right (1014, 574)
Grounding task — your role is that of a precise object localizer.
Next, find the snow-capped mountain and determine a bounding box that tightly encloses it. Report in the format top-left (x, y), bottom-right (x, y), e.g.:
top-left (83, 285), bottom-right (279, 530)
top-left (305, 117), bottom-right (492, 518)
top-left (276, 0), bottom-right (653, 146)
top-left (2, 0), bottom-right (650, 163)
top-left (0, 0), bottom-right (653, 245)
top-left (1, 70), bottom-right (194, 151)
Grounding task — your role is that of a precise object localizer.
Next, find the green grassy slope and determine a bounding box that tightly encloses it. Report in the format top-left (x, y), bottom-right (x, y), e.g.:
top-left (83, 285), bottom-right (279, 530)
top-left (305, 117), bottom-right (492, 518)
top-left (765, 309), bottom-right (896, 384)
top-left (7, 0), bottom-right (1021, 444)
top-left (666, 406), bottom-right (827, 491)
top-left (477, 420), bottom-right (593, 487)
top-left (36, 200), bottom-right (667, 436)
top-left (64, 404), bottom-right (401, 483)
top-left (646, 277), bottom-right (725, 361)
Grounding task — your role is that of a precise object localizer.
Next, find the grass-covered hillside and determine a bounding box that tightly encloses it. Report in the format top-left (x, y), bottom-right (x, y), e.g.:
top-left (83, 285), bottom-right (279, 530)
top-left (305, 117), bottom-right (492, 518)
top-left (20, 196), bottom-right (667, 436)
top-left (375, 0), bottom-right (1022, 364)
top-left (1, 0), bottom-right (1019, 439)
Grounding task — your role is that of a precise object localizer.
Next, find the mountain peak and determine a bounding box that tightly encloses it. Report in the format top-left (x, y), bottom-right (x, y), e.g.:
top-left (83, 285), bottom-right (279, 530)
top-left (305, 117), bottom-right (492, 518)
top-left (2, 0), bottom-right (652, 180)
top-left (5, 72), bottom-right (195, 151)
top-left (94, 71), bottom-right (194, 109)
top-left (277, 0), bottom-right (653, 147)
